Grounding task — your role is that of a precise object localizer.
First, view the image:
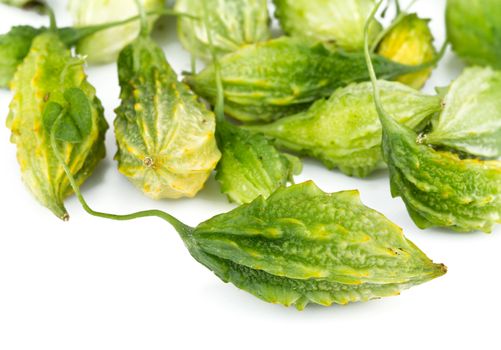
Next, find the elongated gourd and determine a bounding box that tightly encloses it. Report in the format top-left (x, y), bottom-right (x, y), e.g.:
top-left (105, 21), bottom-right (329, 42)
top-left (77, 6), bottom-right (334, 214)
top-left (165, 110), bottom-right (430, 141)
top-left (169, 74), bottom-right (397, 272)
top-left (184, 182), bottom-right (447, 309)
top-left (248, 81), bottom-right (441, 177)
top-left (114, 27), bottom-right (220, 199)
top-left (423, 66), bottom-right (501, 159)
top-left (175, 0), bottom-right (270, 60)
top-left (186, 37), bottom-right (433, 122)
top-left (6, 31), bottom-right (108, 219)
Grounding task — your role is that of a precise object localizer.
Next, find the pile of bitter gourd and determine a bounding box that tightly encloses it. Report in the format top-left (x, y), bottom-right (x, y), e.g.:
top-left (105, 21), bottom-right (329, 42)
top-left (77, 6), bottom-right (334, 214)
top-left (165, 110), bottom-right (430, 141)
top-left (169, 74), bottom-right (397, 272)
top-left (1, 0), bottom-right (499, 310)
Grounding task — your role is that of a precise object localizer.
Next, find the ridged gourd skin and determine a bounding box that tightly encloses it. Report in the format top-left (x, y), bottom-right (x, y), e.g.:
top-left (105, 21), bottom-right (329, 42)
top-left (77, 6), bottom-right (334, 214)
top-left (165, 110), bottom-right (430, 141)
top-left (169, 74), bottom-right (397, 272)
top-left (423, 67), bottom-right (501, 159)
top-left (6, 32), bottom-right (108, 219)
top-left (175, 0), bottom-right (270, 60)
top-left (248, 81), bottom-right (441, 178)
top-left (185, 37), bottom-right (431, 123)
top-left (377, 14), bottom-right (436, 89)
top-left (272, 0), bottom-right (381, 51)
top-left (446, 0), bottom-right (501, 69)
top-left (114, 36), bottom-right (220, 199)
top-left (379, 105), bottom-right (501, 233)
top-left (180, 181), bottom-right (446, 310)
top-left (215, 120), bottom-right (301, 204)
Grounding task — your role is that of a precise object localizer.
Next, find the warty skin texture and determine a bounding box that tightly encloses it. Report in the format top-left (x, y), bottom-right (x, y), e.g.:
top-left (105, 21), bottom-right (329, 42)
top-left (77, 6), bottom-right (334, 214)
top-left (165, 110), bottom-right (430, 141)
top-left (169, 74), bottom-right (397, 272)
top-left (181, 182), bottom-right (446, 310)
top-left (248, 81), bottom-right (441, 177)
top-left (185, 37), bottom-right (430, 123)
top-left (6, 32), bottom-right (108, 219)
top-left (114, 35), bottom-right (220, 199)
top-left (215, 119), bottom-right (301, 204)
top-left (175, 0), bottom-right (270, 60)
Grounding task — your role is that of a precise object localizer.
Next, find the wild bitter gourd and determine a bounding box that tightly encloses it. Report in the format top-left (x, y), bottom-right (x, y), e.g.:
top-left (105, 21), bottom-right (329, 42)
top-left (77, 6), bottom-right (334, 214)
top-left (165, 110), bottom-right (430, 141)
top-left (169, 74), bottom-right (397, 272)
top-left (248, 81), bottom-right (441, 177)
top-left (215, 119), bottom-right (301, 204)
top-left (377, 13), bottom-right (436, 89)
top-left (185, 37), bottom-right (436, 123)
top-left (114, 12), bottom-right (220, 199)
top-left (365, 10), bottom-right (501, 232)
top-left (49, 142), bottom-right (448, 309)
top-left (423, 67), bottom-right (501, 159)
top-left (272, 0), bottom-right (381, 51)
top-left (175, 0), bottom-right (271, 60)
top-left (6, 31), bottom-right (108, 219)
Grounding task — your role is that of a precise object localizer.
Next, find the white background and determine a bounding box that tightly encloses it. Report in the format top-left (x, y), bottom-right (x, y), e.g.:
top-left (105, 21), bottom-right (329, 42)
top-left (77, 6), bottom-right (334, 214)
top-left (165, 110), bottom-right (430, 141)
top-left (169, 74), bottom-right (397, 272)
top-left (0, 1), bottom-right (499, 349)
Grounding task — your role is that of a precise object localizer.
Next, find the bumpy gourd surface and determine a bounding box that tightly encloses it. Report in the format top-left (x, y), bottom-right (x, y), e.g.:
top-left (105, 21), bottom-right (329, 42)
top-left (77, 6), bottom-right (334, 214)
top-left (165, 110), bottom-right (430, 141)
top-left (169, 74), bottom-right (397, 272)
top-left (0, 25), bottom-right (41, 88)
top-left (423, 67), bottom-right (501, 158)
top-left (184, 182), bottom-right (446, 309)
top-left (175, 0), bottom-right (270, 60)
top-left (273, 0), bottom-right (381, 51)
top-left (68, 0), bottom-right (164, 63)
top-left (377, 14), bottom-right (435, 89)
top-left (380, 109), bottom-right (501, 232)
top-left (185, 37), bottom-right (424, 122)
top-left (446, 0), bottom-right (501, 69)
top-left (215, 120), bottom-right (300, 204)
top-left (248, 81), bottom-right (441, 177)
top-left (114, 36), bottom-right (220, 199)
top-left (6, 32), bottom-right (108, 219)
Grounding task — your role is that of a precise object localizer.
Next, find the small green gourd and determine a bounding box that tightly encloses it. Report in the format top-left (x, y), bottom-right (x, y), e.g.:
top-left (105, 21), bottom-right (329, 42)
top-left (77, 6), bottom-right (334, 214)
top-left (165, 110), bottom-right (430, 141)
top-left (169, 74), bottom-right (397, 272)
top-left (175, 0), bottom-right (271, 60)
top-left (114, 3), bottom-right (220, 199)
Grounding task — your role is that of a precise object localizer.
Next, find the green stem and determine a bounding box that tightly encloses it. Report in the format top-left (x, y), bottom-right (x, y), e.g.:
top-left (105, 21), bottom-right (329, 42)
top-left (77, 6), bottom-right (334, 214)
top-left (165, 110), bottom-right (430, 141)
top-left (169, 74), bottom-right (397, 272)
top-left (365, 0), bottom-right (394, 129)
top-left (47, 6), bottom-right (57, 31)
top-left (49, 125), bottom-right (192, 236)
top-left (59, 9), bottom-right (196, 46)
top-left (132, 0), bottom-right (149, 37)
top-left (201, 0), bottom-right (224, 122)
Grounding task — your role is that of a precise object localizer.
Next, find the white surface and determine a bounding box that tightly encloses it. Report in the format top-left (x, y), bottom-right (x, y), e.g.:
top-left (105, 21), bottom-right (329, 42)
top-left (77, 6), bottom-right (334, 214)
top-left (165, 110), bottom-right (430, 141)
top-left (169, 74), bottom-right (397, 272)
top-left (0, 1), bottom-right (499, 349)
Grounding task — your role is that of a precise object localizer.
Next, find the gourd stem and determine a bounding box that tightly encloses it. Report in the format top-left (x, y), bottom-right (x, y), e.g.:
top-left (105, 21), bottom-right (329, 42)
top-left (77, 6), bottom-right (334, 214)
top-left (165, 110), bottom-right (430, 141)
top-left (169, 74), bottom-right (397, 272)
top-left (370, 0), bottom-right (419, 52)
top-left (133, 0), bottom-right (149, 38)
top-left (202, 0), bottom-right (225, 122)
top-left (49, 128), bottom-right (192, 236)
top-left (365, 0), bottom-right (395, 129)
top-left (47, 6), bottom-right (57, 32)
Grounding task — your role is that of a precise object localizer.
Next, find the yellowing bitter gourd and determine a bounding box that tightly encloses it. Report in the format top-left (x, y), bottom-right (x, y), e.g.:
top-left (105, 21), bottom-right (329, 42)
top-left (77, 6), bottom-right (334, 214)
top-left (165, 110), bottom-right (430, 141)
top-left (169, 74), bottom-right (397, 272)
top-left (365, 12), bottom-right (501, 233)
top-left (273, 0), bottom-right (381, 51)
top-left (423, 67), bottom-right (501, 159)
top-left (175, 0), bottom-right (270, 60)
top-left (248, 80), bottom-right (441, 177)
top-left (114, 22), bottom-right (220, 199)
top-left (6, 31), bottom-right (108, 219)
top-left (377, 13), bottom-right (436, 89)
top-left (186, 37), bottom-right (435, 123)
